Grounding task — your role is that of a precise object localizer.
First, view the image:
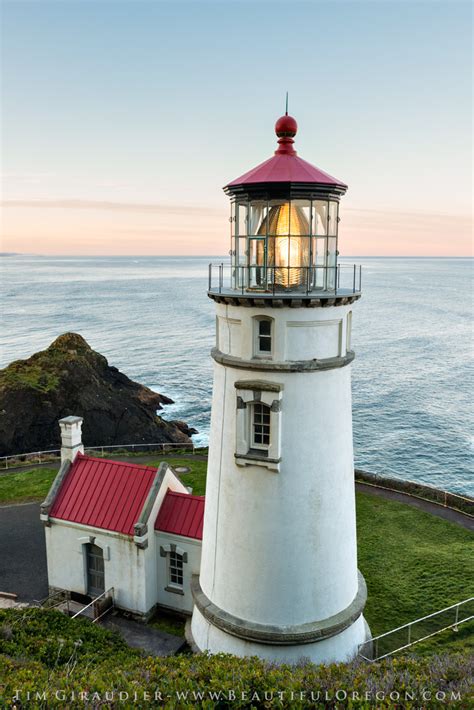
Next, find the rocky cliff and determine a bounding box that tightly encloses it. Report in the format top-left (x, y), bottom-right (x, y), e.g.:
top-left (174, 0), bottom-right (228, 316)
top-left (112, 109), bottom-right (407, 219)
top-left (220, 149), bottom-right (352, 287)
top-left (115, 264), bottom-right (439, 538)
top-left (0, 333), bottom-right (196, 455)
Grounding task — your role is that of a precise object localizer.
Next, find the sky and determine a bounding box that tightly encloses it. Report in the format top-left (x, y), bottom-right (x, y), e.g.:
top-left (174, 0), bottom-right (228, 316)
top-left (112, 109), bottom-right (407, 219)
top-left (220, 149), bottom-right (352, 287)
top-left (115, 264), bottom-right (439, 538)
top-left (1, 0), bottom-right (472, 256)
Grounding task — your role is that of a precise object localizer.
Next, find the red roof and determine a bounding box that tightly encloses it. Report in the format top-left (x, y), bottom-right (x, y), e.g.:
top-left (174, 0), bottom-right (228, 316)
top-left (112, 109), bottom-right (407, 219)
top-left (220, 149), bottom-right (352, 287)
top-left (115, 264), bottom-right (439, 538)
top-left (155, 490), bottom-right (205, 540)
top-left (227, 153), bottom-right (346, 188)
top-left (226, 113), bottom-right (346, 189)
top-left (49, 454), bottom-right (156, 536)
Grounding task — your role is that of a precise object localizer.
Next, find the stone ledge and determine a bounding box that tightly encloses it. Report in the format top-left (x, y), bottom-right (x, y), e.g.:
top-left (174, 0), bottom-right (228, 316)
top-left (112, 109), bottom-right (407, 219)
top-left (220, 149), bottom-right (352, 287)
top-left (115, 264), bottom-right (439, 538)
top-left (191, 572), bottom-right (367, 645)
top-left (212, 348), bottom-right (355, 372)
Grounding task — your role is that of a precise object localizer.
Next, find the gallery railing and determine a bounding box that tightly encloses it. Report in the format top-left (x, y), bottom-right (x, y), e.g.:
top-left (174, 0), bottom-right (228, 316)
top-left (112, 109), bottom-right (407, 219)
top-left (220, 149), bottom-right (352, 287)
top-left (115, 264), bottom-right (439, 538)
top-left (208, 263), bottom-right (362, 296)
top-left (358, 596), bottom-right (474, 661)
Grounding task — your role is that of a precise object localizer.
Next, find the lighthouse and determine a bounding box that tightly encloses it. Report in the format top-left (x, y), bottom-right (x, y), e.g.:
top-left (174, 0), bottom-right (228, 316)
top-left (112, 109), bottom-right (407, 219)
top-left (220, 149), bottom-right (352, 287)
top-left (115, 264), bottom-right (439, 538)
top-left (190, 113), bottom-right (370, 663)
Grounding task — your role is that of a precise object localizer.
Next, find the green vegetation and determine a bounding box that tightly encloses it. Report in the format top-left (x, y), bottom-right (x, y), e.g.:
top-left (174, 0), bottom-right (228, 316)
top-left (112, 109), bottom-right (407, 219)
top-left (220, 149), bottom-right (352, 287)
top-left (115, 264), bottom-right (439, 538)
top-left (149, 609), bottom-right (186, 638)
top-left (0, 362), bottom-right (59, 393)
top-left (149, 456), bottom-right (208, 496)
top-left (0, 609), bottom-right (472, 709)
top-left (0, 333), bottom-right (98, 394)
top-left (1, 455), bottom-right (472, 658)
top-left (0, 468), bottom-right (56, 504)
top-left (357, 492), bottom-right (474, 655)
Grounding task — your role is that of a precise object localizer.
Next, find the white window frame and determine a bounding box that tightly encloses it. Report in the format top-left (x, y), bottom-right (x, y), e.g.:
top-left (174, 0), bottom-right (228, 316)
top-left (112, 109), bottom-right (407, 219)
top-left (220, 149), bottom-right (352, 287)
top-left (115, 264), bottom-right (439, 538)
top-left (160, 543), bottom-right (187, 595)
top-left (234, 380), bottom-right (283, 472)
top-left (168, 549), bottom-right (184, 587)
top-left (250, 401), bottom-right (271, 452)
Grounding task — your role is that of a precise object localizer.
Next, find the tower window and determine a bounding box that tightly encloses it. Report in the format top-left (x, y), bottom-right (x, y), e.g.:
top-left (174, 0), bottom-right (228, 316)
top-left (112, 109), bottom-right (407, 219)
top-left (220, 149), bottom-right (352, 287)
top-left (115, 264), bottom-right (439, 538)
top-left (251, 402), bottom-right (271, 450)
top-left (168, 550), bottom-right (184, 587)
top-left (254, 316), bottom-right (273, 356)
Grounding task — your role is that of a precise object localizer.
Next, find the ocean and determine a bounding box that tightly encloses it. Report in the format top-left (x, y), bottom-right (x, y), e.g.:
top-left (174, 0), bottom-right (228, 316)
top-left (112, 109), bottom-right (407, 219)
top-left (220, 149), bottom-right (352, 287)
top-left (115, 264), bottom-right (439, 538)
top-left (1, 255), bottom-right (472, 496)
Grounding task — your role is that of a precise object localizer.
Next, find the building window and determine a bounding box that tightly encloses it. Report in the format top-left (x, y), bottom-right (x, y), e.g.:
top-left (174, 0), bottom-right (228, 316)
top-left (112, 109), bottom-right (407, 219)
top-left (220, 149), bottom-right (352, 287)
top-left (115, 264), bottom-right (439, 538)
top-left (251, 402), bottom-right (271, 451)
top-left (169, 550), bottom-right (184, 587)
top-left (235, 381), bottom-right (282, 472)
top-left (160, 544), bottom-right (188, 595)
top-left (254, 316), bottom-right (273, 357)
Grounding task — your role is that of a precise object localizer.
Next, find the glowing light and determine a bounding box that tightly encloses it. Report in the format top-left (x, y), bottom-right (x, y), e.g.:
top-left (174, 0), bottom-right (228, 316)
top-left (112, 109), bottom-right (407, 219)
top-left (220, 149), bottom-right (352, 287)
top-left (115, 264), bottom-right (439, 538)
top-left (258, 202), bottom-right (309, 287)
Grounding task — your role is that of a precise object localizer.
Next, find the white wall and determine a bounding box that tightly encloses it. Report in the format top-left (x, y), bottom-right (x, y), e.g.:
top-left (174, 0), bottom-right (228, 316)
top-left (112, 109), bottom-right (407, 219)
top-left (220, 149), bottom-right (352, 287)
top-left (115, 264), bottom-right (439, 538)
top-left (45, 522), bottom-right (149, 614)
top-left (192, 607), bottom-right (368, 664)
top-left (155, 531), bottom-right (202, 614)
top-left (215, 302), bottom-right (352, 361)
top-left (45, 466), bottom-right (193, 617)
top-left (192, 301), bottom-right (365, 662)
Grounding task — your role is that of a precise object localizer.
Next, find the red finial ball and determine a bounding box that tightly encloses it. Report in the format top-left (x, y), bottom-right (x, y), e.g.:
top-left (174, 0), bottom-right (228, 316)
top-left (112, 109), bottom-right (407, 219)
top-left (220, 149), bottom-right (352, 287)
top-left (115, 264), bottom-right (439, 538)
top-left (275, 114), bottom-right (297, 137)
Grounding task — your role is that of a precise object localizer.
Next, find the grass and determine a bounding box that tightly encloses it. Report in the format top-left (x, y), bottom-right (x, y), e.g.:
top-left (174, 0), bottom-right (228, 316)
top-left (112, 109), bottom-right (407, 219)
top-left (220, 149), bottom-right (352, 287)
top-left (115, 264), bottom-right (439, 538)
top-left (148, 609), bottom-right (186, 637)
top-left (356, 491), bottom-right (474, 655)
top-left (1, 455), bottom-right (472, 657)
top-left (0, 467), bottom-right (57, 504)
top-left (148, 456), bottom-right (208, 495)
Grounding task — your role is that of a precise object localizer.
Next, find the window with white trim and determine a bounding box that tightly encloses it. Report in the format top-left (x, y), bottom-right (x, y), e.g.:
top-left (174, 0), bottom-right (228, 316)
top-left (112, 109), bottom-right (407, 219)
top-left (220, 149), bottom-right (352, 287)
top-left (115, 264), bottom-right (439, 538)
top-left (254, 316), bottom-right (273, 357)
top-left (251, 402), bottom-right (271, 451)
top-left (234, 381), bottom-right (282, 471)
top-left (168, 550), bottom-right (184, 587)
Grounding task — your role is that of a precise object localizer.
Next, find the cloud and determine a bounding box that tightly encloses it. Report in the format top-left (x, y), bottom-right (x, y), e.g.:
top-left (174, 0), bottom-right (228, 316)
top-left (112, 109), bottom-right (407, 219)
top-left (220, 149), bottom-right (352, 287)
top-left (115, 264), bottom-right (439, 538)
top-left (1, 199), bottom-right (224, 217)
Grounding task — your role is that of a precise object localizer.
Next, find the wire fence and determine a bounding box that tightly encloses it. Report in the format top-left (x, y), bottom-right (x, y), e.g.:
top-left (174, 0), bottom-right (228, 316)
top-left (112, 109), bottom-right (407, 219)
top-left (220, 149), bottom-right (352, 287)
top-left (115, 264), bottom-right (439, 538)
top-left (359, 597), bottom-right (474, 661)
top-left (0, 442), bottom-right (198, 470)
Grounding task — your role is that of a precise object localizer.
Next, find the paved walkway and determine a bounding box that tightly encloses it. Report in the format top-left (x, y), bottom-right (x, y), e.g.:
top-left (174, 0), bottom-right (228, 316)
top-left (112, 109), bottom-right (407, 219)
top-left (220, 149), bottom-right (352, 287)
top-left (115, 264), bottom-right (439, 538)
top-left (103, 614), bottom-right (185, 656)
top-left (0, 501), bottom-right (48, 602)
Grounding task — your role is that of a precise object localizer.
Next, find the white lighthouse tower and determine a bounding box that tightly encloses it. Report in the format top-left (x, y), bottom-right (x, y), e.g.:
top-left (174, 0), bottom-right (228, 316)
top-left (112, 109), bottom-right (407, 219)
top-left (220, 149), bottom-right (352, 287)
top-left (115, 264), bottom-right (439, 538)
top-left (190, 113), bottom-right (370, 664)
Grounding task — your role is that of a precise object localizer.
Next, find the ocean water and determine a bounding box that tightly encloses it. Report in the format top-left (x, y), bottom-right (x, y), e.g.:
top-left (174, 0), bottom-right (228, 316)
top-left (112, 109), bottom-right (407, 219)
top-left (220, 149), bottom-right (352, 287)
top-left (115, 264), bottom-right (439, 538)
top-left (1, 255), bottom-right (472, 496)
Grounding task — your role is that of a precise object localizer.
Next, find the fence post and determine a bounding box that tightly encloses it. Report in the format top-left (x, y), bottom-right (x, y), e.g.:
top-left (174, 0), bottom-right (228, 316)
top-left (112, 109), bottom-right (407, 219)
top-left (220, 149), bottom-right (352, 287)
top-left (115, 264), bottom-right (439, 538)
top-left (407, 624), bottom-right (411, 646)
top-left (353, 263), bottom-right (356, 293)
top-left (454, 604), bottom-right (459, 631)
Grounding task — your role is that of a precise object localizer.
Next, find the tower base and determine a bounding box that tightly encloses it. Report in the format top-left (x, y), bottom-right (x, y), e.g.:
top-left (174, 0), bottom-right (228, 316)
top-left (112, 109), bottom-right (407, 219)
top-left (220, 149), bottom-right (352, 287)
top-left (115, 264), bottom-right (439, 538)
top-left (190, 607), bottom-right (371, 665)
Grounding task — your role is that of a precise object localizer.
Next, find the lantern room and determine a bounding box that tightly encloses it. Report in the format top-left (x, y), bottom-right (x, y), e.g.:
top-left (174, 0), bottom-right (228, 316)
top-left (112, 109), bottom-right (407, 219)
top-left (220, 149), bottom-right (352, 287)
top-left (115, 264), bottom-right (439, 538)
top-left (209, 114), bottom-right (361, 300)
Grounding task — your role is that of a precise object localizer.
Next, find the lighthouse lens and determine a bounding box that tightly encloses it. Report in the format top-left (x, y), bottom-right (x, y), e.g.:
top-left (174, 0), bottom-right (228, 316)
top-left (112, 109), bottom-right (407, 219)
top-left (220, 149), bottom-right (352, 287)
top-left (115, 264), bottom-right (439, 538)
top-left (262, 202), bottom-right (310, 288)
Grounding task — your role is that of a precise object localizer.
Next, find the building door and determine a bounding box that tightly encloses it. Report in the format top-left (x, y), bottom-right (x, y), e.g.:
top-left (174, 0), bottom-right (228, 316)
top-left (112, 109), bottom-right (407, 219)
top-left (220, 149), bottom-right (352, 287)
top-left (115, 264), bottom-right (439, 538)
top-left (86, 543), bottom-right (105, 597)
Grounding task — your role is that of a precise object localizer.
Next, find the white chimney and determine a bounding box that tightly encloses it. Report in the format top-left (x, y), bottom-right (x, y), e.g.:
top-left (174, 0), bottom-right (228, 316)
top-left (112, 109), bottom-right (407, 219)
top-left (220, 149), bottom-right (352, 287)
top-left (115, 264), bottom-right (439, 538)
top-left (59, 416), bottom-right (84, 465)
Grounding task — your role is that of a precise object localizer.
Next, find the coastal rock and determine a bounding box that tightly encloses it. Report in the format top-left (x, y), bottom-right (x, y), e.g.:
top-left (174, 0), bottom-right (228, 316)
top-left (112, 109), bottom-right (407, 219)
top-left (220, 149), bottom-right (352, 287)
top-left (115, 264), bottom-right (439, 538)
top-left (0, 333), bottom-right (194, 456)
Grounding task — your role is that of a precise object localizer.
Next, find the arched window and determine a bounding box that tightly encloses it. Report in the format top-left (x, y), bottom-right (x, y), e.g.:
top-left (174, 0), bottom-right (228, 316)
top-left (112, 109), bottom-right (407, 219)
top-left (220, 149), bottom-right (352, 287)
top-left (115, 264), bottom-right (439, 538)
top-left (254, 316), bottom-right (273, 357)
top-left (85, 543), bottom-right (104, 597)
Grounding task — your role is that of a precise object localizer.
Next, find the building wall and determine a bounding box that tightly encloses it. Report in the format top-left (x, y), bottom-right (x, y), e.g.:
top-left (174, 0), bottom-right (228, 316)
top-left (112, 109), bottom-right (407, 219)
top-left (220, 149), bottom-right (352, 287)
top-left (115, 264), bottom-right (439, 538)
top-left (45, 466), bottom-right (194, 617)
top-left (216, 302), bottom-right (352, 361)
top-left (193, 301), bottom-right (366, 662)
top-left (192, 606), bottom-right (369, 664)
top-left (45, 521), bottom-right (149, 614)
top-left (155, 531), bottom-right (202, 614)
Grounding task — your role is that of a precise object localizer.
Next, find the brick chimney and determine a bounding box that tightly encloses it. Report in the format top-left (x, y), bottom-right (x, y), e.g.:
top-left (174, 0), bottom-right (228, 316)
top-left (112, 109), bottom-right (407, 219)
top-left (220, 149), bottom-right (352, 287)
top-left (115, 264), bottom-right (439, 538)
top-left (59, 416), bottom-right (84, 464)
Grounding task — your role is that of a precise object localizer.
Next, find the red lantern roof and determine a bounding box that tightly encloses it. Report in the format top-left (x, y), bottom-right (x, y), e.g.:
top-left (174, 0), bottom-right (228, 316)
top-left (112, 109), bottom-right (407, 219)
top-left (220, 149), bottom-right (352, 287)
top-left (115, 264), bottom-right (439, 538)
top-left (226, 114), bottom-right (347, 189)
top-left (155, 490), bottom-right (205, 540)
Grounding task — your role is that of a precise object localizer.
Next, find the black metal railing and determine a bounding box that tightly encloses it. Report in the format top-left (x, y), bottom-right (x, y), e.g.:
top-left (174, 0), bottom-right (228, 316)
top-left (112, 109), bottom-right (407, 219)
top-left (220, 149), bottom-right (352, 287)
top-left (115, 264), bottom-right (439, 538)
top-left (208, 263), bottom-right (362, 296)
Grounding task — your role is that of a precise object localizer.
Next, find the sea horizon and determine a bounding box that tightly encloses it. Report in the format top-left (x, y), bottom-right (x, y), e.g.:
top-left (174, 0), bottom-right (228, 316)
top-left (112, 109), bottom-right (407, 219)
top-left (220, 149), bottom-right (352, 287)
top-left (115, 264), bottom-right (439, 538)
top-left (1, 255), bottom-right (473, 496)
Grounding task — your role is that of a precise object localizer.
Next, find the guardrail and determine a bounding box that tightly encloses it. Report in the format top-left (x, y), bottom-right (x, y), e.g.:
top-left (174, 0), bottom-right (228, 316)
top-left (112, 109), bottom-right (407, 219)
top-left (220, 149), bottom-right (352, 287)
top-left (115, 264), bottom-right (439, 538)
top-left (359, 597), bottom-right (474, 661)
top-left (0, 442), bottom-right (197, 470)
top-left (208, 262), bottom-right (362, 296)
top-left (34, 588), bottom-right (71, 613)
top-left (71, 587), bottom-right (115, 623)
top-left (355, 469), bottom-right (473, 517)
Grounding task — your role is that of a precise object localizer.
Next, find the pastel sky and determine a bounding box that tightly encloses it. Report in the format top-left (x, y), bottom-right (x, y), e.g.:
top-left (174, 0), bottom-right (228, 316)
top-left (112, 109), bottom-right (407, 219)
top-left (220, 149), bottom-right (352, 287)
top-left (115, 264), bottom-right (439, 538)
top-left (1, 0), bottom-right (472, 256)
